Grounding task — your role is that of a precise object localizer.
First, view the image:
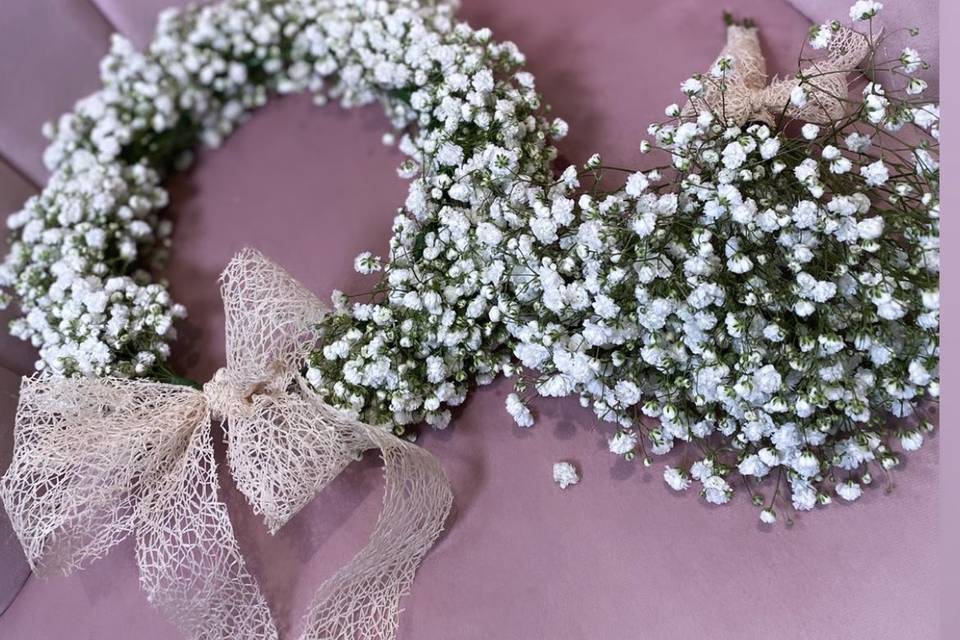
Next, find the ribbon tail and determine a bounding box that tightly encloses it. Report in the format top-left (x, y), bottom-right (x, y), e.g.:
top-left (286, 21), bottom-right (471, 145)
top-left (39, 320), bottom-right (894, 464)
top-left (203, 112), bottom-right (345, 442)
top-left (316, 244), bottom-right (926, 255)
top-left (135, 408), bottom-right (278, 640)
top-left (225, 390), bottom-right (452, 640)
top-left (298, 403), bottom-right (453, 640)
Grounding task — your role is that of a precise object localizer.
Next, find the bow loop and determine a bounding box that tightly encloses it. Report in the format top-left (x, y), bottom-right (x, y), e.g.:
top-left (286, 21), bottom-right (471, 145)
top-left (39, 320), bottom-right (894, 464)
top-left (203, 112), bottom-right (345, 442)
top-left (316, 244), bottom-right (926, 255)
top-left (0, 376), bottom-right (207, 575)
top-left (221, 248), bottom-right (328, 387)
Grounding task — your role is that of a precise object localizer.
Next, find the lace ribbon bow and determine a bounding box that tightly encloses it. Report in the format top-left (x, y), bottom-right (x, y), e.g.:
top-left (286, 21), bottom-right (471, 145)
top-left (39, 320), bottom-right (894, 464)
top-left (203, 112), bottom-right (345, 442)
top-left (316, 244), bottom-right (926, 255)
top-left (685, 23), bottom-right (872, 125)
top-left (0, 249), bottom-right (453, 640)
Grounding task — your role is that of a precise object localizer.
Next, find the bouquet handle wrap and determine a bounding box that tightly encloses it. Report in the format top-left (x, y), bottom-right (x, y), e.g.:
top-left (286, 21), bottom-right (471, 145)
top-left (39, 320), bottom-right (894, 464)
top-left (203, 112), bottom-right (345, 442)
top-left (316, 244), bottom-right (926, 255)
top-left (0, 248), bottom-right (453, 640)
top-left (684, 23), bottom-right (872, 125)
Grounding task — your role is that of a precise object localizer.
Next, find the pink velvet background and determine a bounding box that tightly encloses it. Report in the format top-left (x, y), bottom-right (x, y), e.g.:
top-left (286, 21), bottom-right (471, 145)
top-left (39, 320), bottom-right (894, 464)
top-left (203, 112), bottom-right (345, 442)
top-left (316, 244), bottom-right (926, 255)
top-left (0, 1), bottom-right (939, 639)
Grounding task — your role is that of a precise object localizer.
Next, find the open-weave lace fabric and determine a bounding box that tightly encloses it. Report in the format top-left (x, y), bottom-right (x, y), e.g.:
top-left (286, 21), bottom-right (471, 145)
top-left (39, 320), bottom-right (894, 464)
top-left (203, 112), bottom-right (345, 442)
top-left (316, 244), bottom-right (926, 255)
top-left (684, 24), bottom-right (871, 125)
top-left (0, 248), bottom-right (453, 640)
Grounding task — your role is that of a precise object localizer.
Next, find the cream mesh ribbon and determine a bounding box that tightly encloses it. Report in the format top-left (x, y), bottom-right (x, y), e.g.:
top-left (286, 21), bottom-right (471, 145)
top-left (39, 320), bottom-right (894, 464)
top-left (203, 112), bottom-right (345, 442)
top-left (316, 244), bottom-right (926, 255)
top-left (684, 23), bottom-right (871, 125)
top-left (0, 248), bottom-right (453, 640)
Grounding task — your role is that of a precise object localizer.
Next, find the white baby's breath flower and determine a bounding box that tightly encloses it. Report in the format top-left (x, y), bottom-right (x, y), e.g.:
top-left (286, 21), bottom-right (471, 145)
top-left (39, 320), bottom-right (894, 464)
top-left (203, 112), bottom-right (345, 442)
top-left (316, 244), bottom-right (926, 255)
top-left (663, 466), bottom-right (691, 491)
top-left (701, 475), bottom-right (732, 505)
top-left (681, 77), bottom-right (704, 96)
top-left (794, 451), bottom-right (821, 478)
top-left (727, 254), bottom-right (753, 274)
top-left (353, 251), bottom-right (382, 274)
top-left (553, 461), bottom-right (579, 489)
top-left (845, 132), bottom-right (872, 152)
top-left (857, 216), bottom-right (884, 240)
top-left (906, 78), bottom-right (928, 96)
top-left (722, 141), bottom-right (748, 169)
top-left (900, 430), bottom-right (924, 451)
top-left (836, 480), bottom-right (863, 501)
top-left (506, 393), bottom-right (534, 428)
top-left (899, 47), bottom-right (923, 74)
top-left (849, 0), bottom-right (883, 21)
top-left (912, 104), bottom-right (939, 130)
top-left (710, 55), bottom-right (734, 78)
top-left (759, 137), bottom-right (780, 160)
top-left (860, 159), bottom-right (890, 186)
top-left (625, 172), bottom-right (649, 196)
top-left (801, 124), bottom-right (820, 140)
top-left (809, 22), bottom-right (835, 49)
top-left (790, 85), bottom-right (808, 108)
top-left (690, 459), bottom-right (714, 481)
top-left (608, 430), bottom-right (639, 455)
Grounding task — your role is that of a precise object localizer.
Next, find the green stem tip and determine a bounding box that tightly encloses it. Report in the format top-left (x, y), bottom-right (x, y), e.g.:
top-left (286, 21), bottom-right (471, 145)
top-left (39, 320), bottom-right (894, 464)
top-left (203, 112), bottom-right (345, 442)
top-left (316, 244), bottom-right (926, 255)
top-left (723, 12), bottom-right (756, 29)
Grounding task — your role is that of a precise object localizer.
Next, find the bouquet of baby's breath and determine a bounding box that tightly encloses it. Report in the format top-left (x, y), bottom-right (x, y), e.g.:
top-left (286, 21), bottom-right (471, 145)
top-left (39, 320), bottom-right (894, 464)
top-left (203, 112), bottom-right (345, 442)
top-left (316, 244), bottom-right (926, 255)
top-left (525, 4), bottom-right (938, 517)
top-left (313, 1), bottom-right (937, 520)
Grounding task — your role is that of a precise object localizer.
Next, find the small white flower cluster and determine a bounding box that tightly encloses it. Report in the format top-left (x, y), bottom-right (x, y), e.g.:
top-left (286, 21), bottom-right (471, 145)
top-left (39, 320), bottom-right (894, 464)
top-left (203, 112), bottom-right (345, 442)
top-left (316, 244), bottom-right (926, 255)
top-left (1, 149), bottom-right (183, 375)
top-left (552, 461), bottom-right (579, 489)
top-left (849, 0), bottom-right (883, 21)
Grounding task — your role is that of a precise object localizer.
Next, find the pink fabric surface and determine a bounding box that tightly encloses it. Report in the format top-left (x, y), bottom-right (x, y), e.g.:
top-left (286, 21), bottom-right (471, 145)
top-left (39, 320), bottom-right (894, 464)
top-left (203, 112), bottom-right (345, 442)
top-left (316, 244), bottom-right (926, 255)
top-left (0, 366), bottom-right (29, 616)
top-left (0, 2), bottom-right (113, 184)
top-left (0, 160), bottom-right (36, 615)
top-left (90, 0), bottom-right (177, 48)
top-left (0, 161), bottom-right (38, 374)
top-left (0, 1), bottom-right (939, 639)
top-left (786, 0), bottom-right (939, 97)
